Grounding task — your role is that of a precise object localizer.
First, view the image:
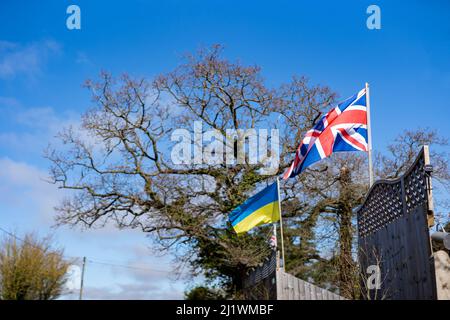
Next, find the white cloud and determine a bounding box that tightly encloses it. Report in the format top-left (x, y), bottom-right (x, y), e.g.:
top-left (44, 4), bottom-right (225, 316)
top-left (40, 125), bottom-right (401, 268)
top-left (81, 283), bottom-right (183, 300)
top-left (0, 156), bottom-right (188, 299)
top-left (0, 157), bottom-right (61, 223)
top-left (15, 106), bottom-right (60, 128)
top-left (0, 40), bottom-right (61, 79)
top-left (0, 99), bottom-right (190, 300)
top-left (102, 242), bottom-right (188, 283)
top-left (0, 103), bottom-right (81, 155)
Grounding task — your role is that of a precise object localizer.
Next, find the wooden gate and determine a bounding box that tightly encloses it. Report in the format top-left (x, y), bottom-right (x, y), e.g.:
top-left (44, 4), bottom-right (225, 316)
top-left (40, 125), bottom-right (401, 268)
top-left (357, 146), bottom-right (437, 299)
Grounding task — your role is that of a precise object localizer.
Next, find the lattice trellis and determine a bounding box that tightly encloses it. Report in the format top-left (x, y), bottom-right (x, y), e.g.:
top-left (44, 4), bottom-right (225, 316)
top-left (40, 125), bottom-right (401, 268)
top-left (404, 155), bottom-right (428, 214)
top-left (357, 146), bottom-right (434, 238)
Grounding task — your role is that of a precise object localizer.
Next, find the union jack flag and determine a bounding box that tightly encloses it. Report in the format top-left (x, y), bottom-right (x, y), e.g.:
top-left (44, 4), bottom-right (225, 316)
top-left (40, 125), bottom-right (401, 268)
top-left (283, 88), bottom-right (368, 179)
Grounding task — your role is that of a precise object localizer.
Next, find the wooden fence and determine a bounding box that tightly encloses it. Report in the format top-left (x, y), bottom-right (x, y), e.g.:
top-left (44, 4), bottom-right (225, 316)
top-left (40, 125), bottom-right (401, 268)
top-left (276, 270), bottom-right (346, 300)
top-left (242, 145), bottom-right (449, 300)
top-left (357, 145), bottom-right (437, 299)
top-left (242, 251), bottom-right (345, 300)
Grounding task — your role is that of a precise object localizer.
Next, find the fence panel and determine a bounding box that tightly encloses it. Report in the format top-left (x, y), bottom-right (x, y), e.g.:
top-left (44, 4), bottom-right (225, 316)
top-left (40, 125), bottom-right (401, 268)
top-left (357, 145), bottom-right (437, 299)
top-left (276, 270), bottom-right (346, 300)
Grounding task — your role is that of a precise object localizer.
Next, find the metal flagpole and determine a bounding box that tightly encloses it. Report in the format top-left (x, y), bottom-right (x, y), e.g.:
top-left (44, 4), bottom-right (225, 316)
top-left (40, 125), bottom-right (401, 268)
top-left (365, 82), bottom-right (374, 187)
top-left (276, 178), bottom-right (286, 270)
top-left (272, 223), bottom-right (280, 270)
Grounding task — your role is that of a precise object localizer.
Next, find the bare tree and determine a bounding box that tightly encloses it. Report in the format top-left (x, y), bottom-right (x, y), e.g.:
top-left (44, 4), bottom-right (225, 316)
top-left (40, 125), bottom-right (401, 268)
top-left (376, 129), bottom-right (449, 182)
top-left (46, 45), bottom-right (339, 296)
top-left (376, 128), bottom-right (450, 218)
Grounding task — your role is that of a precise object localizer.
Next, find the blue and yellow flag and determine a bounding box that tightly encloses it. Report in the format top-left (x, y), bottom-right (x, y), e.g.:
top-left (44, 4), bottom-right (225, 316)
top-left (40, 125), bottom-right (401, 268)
top-left (229, 181), bottom-right (280, 234)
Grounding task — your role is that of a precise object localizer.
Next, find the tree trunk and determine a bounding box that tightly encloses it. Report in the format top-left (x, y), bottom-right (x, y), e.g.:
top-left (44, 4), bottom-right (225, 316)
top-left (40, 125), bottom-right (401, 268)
top-left (337, 167), bottom-right (357, 299)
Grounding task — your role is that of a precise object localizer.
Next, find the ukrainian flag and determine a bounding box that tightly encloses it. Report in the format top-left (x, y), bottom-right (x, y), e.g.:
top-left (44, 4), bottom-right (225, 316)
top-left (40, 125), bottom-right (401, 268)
top-left (229, 181), bottom-right (280, 234)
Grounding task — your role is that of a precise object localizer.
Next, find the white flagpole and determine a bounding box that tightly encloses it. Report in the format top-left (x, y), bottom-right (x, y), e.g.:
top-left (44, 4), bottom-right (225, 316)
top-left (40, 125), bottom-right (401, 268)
top-left (276, 178), bottom-right (286, 270)
top-left (272, 223), bottom-right (280, 270)
top-left (365, 82), bottom-right (374, 187)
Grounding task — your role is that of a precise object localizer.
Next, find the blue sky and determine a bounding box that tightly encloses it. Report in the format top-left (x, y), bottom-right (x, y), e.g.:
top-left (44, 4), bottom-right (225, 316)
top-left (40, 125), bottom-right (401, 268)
top-left (0, 0), bottom-right (449, 299)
